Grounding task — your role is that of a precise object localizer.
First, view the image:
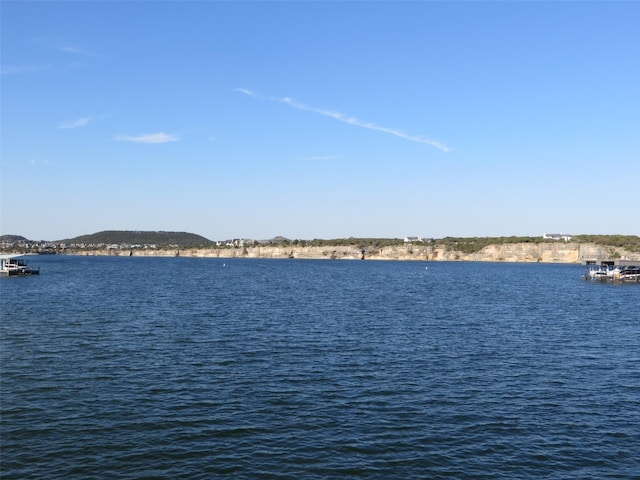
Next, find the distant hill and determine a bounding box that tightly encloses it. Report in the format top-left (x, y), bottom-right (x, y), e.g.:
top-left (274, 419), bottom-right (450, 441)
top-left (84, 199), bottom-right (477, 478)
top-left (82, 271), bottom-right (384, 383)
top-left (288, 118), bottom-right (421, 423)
top-left (0, 235), bottom-right (30, 243)
top-left (60, 230), bottom-right (214, 247)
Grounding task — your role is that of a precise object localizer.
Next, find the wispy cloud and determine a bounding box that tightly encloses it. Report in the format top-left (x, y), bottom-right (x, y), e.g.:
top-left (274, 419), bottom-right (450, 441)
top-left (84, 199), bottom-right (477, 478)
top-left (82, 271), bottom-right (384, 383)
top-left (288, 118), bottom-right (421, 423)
top-left (236, 88), bottom-right (450, 152)
top-left (59, 117), bottom-right (93, 129)
top-left (32, 36), bottom-right (98, 57)
top-left (235, 88), bottom-right (256, 97)
top-left (115, 133), bottom-right (179, 144)
top-left (3, 38), bottom-right (97, 76)
top-left (1, 64), bottom-right (50, 75)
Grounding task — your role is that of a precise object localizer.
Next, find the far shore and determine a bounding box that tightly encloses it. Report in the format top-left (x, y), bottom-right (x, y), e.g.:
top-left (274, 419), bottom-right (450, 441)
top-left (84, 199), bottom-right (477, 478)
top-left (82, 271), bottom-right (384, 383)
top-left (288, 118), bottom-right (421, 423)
top-left (14, 241), bottom-right (639, 265)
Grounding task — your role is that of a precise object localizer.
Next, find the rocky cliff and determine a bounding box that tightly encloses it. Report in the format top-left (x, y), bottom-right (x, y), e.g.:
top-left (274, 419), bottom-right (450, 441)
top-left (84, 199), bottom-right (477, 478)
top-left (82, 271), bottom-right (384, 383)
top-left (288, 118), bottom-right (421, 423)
top-left (72, 242), bottom-right (640, 264)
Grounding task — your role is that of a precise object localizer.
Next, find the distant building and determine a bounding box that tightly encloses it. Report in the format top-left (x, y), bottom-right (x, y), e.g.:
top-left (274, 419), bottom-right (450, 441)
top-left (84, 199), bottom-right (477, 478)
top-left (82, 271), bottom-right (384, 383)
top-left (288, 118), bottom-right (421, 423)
top-left (404, 236), bottom-right (423, 243)
top-left (543, 233), bottom-right (572, 242)
top-left (223, 238), bottom-right (252, 247)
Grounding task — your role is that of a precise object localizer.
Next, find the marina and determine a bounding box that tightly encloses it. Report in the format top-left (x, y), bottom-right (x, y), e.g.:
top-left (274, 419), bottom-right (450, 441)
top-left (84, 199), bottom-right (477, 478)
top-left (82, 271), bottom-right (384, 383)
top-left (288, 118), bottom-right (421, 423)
top-left (0, 254), bottom-right (40, 276)
top-left (582, 262), bottom-right (640, 283)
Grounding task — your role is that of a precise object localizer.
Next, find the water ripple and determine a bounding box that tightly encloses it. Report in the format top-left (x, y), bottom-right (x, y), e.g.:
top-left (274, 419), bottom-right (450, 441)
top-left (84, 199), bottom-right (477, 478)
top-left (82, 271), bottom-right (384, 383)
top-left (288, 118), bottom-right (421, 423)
top-left (1, 258), bottom-right (639, 479)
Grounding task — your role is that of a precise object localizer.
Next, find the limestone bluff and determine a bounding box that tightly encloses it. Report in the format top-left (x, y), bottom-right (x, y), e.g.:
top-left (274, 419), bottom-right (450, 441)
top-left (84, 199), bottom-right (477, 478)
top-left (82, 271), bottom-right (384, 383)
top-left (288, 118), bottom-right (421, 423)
top-left (70, 242), bottom-right (639, 264)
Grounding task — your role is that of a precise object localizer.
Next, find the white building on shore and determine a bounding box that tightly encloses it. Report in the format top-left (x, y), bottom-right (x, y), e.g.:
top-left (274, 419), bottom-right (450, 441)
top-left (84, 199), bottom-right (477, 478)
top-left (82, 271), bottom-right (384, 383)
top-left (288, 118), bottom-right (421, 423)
top-left (543, 233), bottom-right (572, 242)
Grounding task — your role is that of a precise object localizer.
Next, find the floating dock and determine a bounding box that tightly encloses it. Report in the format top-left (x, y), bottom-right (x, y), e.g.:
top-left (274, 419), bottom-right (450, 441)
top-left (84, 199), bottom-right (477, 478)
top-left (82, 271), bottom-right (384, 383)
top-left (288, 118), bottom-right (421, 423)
top-left (583, 262), bottom-right (640, 283)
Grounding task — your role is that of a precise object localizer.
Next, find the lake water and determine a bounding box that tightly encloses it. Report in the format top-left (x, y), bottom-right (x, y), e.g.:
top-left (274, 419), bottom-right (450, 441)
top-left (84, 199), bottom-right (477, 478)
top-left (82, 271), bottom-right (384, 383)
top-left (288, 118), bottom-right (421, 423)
top-left (1, 256), bottom-right (639, 479)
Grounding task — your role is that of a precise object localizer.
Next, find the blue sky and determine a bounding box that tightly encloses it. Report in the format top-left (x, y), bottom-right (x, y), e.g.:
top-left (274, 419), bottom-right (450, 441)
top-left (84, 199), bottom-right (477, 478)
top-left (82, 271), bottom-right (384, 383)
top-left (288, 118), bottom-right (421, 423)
top-left (2, 1), bottom-right (639, 241)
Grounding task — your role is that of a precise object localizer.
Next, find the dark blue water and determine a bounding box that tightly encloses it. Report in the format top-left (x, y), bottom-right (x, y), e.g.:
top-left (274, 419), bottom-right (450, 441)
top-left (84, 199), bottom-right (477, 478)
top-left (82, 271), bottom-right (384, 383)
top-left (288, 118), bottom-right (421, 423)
top-left (1, 256), bottom-right (639, 479)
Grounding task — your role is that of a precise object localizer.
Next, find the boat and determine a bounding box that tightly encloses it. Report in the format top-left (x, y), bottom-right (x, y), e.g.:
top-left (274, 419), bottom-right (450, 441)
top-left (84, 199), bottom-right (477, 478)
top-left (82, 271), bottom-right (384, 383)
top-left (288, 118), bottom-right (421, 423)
top-left (619, 266), bottom-right (640, 283)
top-left (583, 266), bottom-right (608, 281)
top-left (0, 254), bottom-right (40, 276)
top-left (583, 265), bottom-right (617, 281)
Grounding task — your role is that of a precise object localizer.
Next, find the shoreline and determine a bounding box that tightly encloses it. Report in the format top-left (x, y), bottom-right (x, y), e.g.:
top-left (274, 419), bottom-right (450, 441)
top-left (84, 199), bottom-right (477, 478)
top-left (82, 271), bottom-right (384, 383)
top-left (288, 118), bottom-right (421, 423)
top-left (21, 242), bottom-right (640, 264)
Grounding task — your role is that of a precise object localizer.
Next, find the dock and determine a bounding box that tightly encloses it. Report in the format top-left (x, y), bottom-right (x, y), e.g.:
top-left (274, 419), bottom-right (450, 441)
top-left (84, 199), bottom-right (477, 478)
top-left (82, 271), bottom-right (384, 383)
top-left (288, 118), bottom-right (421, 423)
top-left (582, 260), bottom-right (640, 283)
